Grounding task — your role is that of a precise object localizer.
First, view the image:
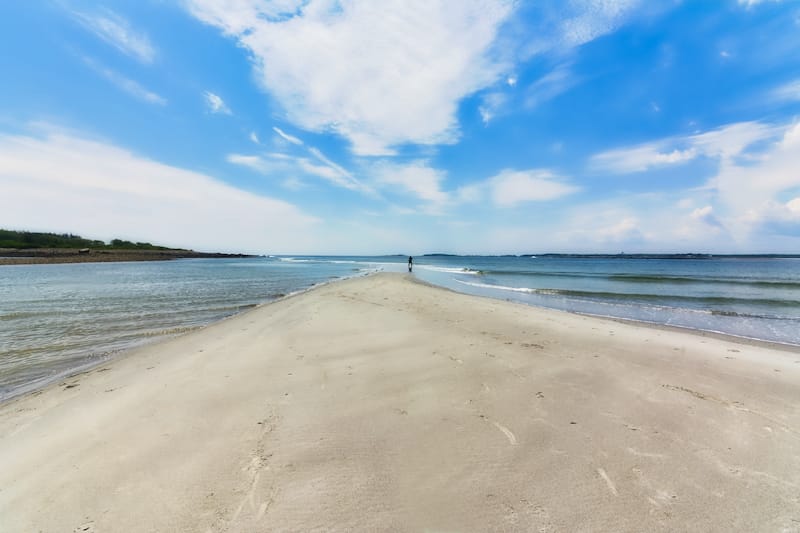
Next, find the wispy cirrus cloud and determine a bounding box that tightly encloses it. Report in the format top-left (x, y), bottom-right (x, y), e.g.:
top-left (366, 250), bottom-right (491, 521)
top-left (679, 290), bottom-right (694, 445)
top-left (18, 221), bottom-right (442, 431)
top-left (82, 56), bottom-right (166, 105)
top-left (590, 121), bottom-right (779, 173)
top-left (72, 8), bottom-right (156, 64)
top-left (273, 126), bottom-right (303, 145)
top-left (737, 0), bottom-right (783, 8)
top-left (771, 79), bottom-right (800, 103)
top-left (228, 147), bottom-right (368, 193)
top-left (203, 91), bottom-right (231, 114)
top-left (525, 63), bottom-right (579, 109)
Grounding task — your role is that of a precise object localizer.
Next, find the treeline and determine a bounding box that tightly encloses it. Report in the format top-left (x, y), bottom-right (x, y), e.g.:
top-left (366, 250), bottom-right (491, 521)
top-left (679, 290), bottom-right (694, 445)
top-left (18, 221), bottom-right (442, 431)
top-left (0, 229), bottom-right (172, 250)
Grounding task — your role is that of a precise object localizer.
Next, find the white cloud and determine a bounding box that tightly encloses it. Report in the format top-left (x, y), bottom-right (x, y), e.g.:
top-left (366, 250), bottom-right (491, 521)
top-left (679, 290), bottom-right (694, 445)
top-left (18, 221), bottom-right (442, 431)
top-left (595, 217), bottom-right (644, 243)
top-left (581, 121), bottom-right (800, 248)
top-left (738, 0), bottom-right (783, 7)
top-left (273, 126), bottom-right (303, 145)
top-left (690, 205), bottom-right (724, 229)
top-left (478, 92), bottom-right (507, 125)
top-left (560, 0), bottom-right (641, 47)
top-left (184, 0), bottom-right (515, 155)
top-left (771, 79), bottom-right (800, 103)
top-left (226, 153), bottom-right (274, 173)
top-left (72, 9), bottom-right (156, 64)
top-left (249, 131), bottom-right (260, 144)
top-left (591, 121), bottom-right (778, 173)
top-left (488, 169), bottom-right (579, 207)
top-left (228, 148), bottom-right (368, 192)
top-left (711, 121), bottom-right (800, 238)
top-left (203, 91), bottom-right (231, 114)
top-left (525, 63), bottom-right (579, 109)
top-left (593, 146), bottom-right (697, 173)
top-left (82, 57), bottom-right (166, 105)
top-left (307, 147), bottom-right (366, 191)
top-left (373, 161), bottom-right (449, 206)
top-left (0, 128), bottom-right (318, 253)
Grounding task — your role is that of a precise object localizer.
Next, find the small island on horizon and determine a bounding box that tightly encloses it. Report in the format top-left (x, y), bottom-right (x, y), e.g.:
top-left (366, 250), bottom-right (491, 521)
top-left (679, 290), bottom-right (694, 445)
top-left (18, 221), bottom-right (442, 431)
top-left (0, 229), bottom-right (256, 265)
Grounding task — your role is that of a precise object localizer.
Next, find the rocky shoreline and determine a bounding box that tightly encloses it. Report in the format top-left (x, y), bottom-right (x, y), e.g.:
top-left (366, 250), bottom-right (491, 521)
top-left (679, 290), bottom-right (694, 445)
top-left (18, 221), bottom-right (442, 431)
top-left (0, 248), bottom-right (257, 265)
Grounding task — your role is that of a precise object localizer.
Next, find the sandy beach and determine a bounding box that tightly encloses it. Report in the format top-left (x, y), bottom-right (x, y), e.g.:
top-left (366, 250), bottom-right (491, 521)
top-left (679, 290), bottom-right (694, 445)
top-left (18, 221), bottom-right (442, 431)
top-left (1, 273), bottom-right (798, 532)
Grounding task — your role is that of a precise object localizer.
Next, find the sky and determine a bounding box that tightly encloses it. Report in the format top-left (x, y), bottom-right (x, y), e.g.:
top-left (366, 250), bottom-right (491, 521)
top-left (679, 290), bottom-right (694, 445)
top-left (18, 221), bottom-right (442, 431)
top-left (1, 0), bottom-right (799, 255)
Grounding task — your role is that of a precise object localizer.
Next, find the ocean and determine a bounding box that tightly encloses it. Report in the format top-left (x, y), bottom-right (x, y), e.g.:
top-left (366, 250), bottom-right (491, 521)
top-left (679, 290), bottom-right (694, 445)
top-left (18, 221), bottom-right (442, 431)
top-left (1, 255), bottom-right (798, 401)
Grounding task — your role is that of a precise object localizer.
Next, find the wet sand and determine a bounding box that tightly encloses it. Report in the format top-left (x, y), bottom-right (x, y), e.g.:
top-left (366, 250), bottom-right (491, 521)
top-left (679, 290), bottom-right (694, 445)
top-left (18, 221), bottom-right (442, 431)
top-left (1, 273), bottom-right (798, 532)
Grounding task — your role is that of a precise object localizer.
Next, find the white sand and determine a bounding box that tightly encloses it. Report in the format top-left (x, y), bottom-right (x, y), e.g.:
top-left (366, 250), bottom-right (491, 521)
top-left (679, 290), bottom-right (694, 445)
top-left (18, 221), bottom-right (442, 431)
top-left (1, 273), bottom-right (799, 532)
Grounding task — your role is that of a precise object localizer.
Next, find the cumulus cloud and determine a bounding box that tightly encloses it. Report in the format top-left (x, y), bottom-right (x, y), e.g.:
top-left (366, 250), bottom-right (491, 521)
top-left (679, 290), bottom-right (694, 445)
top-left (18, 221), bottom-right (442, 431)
top-left (72, 8), bottom-right (156, 64)
top-left (184, 0), bottom-right (515, 155)
top-left (690, 205), bottom-right (724, 229)
top-left (373, 161), bottom-right (449, 206)
top-left (711, 122), bottom-right (800, 238)
top-left (585, 121), bottom-right (800, 248)
top-left (0, 127), bottom-right (318, 253)
top-left (203, 91), bottom-right (231, 114)
top-left (488, 169), bottom-right (579, 207)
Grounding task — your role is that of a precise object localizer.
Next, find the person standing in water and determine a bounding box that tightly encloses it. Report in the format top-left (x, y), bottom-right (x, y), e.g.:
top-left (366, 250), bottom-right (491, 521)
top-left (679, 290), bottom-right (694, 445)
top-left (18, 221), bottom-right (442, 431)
top-left (408, 256), bottom-right (413, 272)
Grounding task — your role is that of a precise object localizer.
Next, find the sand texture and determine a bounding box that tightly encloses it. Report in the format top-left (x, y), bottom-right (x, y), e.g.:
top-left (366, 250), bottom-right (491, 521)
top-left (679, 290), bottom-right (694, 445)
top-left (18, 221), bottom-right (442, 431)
top-left (1, 273), bottom-right (799, 532)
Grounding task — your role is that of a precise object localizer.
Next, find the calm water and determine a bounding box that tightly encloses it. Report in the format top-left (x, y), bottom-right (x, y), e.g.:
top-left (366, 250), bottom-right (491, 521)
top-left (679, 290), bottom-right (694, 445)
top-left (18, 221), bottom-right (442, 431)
top-left (1, 255), bottom-right (798, 400)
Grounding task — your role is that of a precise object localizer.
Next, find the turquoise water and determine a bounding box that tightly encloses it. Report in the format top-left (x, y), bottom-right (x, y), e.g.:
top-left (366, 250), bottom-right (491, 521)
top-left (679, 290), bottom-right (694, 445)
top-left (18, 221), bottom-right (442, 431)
top-left (1, 255), bottom-right (798, 400)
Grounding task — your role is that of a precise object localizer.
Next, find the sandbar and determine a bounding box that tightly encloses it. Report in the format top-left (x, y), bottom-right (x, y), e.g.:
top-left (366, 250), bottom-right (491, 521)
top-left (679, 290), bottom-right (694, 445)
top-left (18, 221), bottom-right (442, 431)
top-left (1, 273), bottom-right (798, 531)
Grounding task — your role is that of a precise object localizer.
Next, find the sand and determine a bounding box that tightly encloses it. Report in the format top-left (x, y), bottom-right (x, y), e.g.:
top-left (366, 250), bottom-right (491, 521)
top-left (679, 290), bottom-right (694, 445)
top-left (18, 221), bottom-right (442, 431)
top-left (1, 273), bottom-right (799, 532)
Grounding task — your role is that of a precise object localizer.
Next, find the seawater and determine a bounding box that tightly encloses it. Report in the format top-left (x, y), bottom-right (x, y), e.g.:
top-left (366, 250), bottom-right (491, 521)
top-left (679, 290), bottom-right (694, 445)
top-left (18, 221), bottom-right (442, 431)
top-left (1, 255), bottom-right (798, 401)
top-left (411, 255), bottom-right (800, 347)
top-left (0, 257), bottom-right (396, 400)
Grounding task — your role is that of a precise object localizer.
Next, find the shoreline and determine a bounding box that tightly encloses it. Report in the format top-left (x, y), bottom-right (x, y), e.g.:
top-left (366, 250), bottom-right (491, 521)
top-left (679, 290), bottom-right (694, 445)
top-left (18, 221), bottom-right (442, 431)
top-left (0, 248), bottom-right (257, 265)
top-left (410, 274), bottom-right (800, 354)
top-left (4, 269), bottom-right (798, 405)
top-left (1, 273), bottom-right (798, 531)
top-left (0, 269), bottom-right (379, 404)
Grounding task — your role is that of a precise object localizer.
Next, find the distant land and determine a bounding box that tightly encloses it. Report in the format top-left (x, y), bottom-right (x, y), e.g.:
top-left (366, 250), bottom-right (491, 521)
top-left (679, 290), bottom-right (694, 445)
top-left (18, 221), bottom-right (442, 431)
top-left (0, 229), bottom-right (256, 265)
top-left (423, 252), bottom-right (800, 259)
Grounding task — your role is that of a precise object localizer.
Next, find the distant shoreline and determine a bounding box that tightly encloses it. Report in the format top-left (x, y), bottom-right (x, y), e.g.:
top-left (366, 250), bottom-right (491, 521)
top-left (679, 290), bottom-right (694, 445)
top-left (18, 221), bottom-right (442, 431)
top-left (0, 248), bottom-right (257, 265)
top-left (423, 253), bottom-right (800, 259)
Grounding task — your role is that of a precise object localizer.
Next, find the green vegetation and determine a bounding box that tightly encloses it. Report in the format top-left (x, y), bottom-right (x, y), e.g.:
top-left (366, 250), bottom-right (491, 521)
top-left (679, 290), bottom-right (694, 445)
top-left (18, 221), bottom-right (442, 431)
top-left (0, 229), bottom-right (172, 250)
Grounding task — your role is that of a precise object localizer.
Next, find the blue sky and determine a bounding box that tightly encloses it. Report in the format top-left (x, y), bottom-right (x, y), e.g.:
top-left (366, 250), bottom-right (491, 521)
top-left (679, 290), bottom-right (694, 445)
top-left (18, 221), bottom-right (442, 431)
top-left (1, 0), bottom-right (799, 254)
